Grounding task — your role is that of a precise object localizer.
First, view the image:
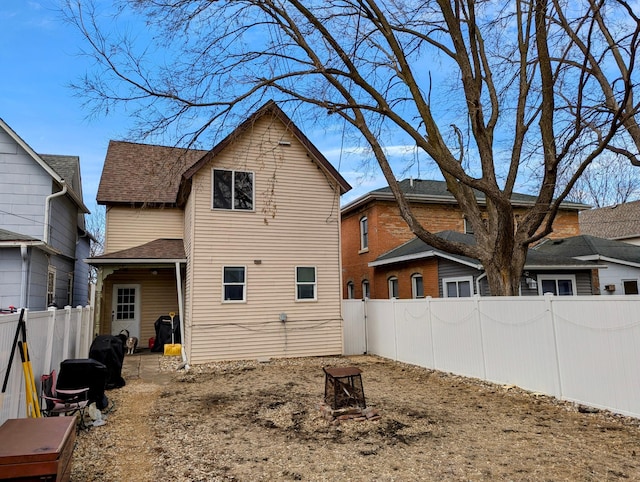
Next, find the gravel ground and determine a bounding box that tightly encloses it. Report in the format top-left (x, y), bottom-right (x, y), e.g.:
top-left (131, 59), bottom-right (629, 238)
top-left (71, 355), bottom-right (640, 481)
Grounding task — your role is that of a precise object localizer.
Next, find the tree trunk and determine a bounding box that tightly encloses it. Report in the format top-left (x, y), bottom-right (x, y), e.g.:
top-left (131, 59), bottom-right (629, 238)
top-left (480, 243), bottom-right (528, 296)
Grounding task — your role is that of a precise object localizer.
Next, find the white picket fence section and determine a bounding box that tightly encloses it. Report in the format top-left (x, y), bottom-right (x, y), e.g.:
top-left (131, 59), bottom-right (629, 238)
top-left (0, 306), bottom-right (93, 424)
top-left (342, 295), bottom-right (640, 418)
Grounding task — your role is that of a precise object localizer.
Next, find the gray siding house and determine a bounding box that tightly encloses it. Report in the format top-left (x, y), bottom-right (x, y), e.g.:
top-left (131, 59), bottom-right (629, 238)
top-left (0, 119), bottom-right (91, 311)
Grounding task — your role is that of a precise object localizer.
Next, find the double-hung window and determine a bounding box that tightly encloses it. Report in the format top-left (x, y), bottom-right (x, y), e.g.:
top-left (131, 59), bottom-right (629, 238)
top-left (388, 276), bottom-right (399, 299)
top-left (213, 169), bottom-right (254, 210)
top-left (411, 274), bottom-right (424, 299)
top-left (296, 267), bottom-right (317, 301)
top-left (47, 266), bottom-right (56, 307)
top-left (223, 266), bottom-right (246, 302)
top-left (538, 275), bottom-right (576, 296)
top-left (443, 276), bottom-right (473, 298)
top-left (360, 216), bottom-right (368, 251)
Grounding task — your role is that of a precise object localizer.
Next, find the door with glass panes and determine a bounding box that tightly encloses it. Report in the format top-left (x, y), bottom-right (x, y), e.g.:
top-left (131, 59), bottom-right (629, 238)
top-left (111, 284), bottom-right (141, 339)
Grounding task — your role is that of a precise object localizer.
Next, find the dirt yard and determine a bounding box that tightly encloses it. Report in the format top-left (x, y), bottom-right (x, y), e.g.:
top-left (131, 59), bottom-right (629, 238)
top-left (71, 355), bottom-right (640, 481)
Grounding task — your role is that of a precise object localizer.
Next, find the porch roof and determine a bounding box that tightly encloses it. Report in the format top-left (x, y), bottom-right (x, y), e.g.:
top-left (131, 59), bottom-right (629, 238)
top-left (86, 238), bottom-right (186, 265)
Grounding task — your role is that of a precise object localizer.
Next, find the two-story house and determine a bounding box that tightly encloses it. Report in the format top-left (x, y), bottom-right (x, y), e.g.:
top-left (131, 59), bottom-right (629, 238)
top-left (0, 119), bottom-right (91, 311)
top-left (341, 179), bottom-right (589, 299)
top-left (87, 101), bottom-right (351, 364)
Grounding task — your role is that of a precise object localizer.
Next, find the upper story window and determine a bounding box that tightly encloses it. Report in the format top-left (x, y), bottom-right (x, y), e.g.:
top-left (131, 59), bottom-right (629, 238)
top-left (296, 266), bottom-right (317, 301)
top-left (362, 280), bottom-right (370, 299)
top-left (463, 216), bottom-right (474, 235)
top-left (346, 281), bottom-right (355, 299)
top-left (411, 273), bottom-right (424, 299)
top-left (388, 276), bottom-right (399, 299)
top-left (213, 169), bottom-right (254, 211)
top-left (223, 266), bottom-right (246, 302)
top-left (443, 276), bottom-right (473, 297)
top-left (538, 275), bottom-right (576, 296)
top-left (360, 216), bottom-right (369, 251)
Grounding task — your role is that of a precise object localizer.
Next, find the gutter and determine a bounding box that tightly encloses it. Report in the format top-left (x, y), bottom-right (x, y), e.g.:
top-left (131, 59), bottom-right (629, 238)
top-left (44, 181), bottom-right (68, 244)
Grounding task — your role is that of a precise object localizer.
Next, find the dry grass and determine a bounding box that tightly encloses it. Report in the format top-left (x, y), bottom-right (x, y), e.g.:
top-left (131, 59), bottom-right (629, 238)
top-left (71, 355), bottom-right (640, 481)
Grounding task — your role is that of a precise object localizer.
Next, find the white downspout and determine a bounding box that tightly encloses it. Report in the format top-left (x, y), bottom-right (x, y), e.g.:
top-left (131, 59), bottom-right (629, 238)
top-left (20, 244), bottom-right (29, 308)
top-left (44, 181), bottom-right (68, 244)
top-left (175, 261), bottom-right (189, 369)
top-left (476, 272), bottom-right (487, 296)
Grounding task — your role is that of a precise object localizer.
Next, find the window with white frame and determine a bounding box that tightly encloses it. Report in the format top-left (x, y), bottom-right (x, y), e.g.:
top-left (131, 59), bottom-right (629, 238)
top-left (213, 169), bottom-right (254, 210)
top-left (67, 273), bottom-right (74, 307)
top-left (47, 266), bottom-right (56, 306)
top-left (296, 266), bottom-right (317, 301)
top-left (388, 276), bottom-right (399, 299)
top-left (223, 266), bottom-right (246, 302)
top-left (360, 216), bottom-right (368, 251)
top-left (411, 273), bottom-right (424, 298)
top-left (346, 281), bottom-right (355, 299)
top-left (623, 280), bottom-right (639, 295)
top-left (463, 216), bottom-right (474, 235)
top-left (538, 274), bottom-right (576, 296)
top-left (443, 276), bottom-right (473, 298)
top-left (362, 280), bottom-right (370, 299)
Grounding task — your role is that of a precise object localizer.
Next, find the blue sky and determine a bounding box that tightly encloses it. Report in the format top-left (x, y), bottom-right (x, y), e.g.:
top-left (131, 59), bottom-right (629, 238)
top-left (0, 0), bottom-right (406, 216)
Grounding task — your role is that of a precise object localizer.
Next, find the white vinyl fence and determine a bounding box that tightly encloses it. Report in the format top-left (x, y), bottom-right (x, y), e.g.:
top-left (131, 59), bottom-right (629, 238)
top-left (0, 306), bottom-right (93, 424)
top-left (343, 295), bottom-right (640, 418)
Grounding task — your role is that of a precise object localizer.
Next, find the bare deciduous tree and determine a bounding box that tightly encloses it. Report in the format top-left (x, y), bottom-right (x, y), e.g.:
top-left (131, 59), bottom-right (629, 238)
top-left (63, 0), bottom-right (640, 295)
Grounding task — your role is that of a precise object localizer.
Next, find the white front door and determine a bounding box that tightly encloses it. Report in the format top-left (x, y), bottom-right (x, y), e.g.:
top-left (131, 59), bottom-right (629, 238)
top-left (111, 284), bottom-right (141, 339)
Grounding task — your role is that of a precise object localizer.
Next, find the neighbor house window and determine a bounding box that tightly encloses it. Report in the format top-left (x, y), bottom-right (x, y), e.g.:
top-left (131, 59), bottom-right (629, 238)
top-left (213, 169), bottom-right (254, 210)
top-left (538, 275), bottom-right (576, 296)
top-left (623, 280), bottom-right (639, 295)
top-left (463, 216), bottom-right (474, 235)
top-left (388, 276), bottom-right (399, 299)
top-left (67, 273), bottom-right (74, 307)
top-left (362, 280), bottom-right (370, 299)
top-left (223, 266), bottom-right (246, 302)
top-left (346, 281), bottom-right (355, 299)
top-left (443, 277), bottom-right (473, 298)
top-left (360, 216), bottom-right (368, 251)
top-left (47, 266), bottom-right (56, 306)
top-left (411, 274), bottom-right (424, 299)
top-left (296, 266), bottom-right (317, 301)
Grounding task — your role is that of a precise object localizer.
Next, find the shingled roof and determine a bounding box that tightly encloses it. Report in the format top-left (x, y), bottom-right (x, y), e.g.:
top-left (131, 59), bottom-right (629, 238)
top-left (97, 141), bottom-right (208, 206)
top-left (371, 231), bottom-right (601, 270)
top-left (342, 178), bottom-right (589, 215)
top-left (88, 239), bottom-right (185, 264)
top-left (535, 234), bottom-right (640, 266)
top-left (579, 200), bottom-right (640, 241)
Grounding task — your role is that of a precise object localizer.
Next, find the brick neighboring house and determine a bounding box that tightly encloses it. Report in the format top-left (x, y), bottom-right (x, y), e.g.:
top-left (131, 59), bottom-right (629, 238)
top-left (87, 101), bottom-right (351, 364)
top-left (341, 179), bottom-right (588, 299)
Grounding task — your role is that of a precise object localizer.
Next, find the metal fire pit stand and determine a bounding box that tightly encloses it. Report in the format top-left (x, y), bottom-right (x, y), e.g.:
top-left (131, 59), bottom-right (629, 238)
top-left (323, 366), bottom-right (366, 410)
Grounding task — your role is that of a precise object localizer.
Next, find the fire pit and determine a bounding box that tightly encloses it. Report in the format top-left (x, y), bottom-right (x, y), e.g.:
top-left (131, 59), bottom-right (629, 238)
top-left (323, 366), bottom-right (366, 410)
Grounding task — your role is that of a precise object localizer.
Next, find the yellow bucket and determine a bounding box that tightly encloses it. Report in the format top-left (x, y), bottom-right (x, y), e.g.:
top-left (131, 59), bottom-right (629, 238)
top-left (163, 312), bottom-right (181, 356)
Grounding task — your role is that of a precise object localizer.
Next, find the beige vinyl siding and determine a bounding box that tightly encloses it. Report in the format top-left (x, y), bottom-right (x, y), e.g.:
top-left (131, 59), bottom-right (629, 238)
top-left (100, 269), bottom-right (179, 343)
top-left (105, 206), bottom-right (184, 253)
top-left (188, 115), bottom-right (343, 363)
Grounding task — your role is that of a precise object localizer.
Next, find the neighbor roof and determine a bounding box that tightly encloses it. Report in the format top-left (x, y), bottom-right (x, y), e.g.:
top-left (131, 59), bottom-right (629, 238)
top-left (535, 234), bottom-right (640, 267)
top-left (0, 229), bottom-right (60, 255)
top-left (370, 231), bottom-right (602, 270)
top-left (86, 239), bottom-right (186, 264)
top-left (342, 178), bottom-right (589, 215)
top-left (580, 200), bottom-right (640, 241)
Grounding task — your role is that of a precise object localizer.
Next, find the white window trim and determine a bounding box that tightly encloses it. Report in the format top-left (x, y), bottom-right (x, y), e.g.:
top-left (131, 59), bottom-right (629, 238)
top-left (211, 168), bottom-right (255, 211)
top-left (222, 266), bottom-right (247, 303)
top-left (47, 266), bottom-right (56, 306)
top-left (537, 274), bottom-right (577, 296)
top-left (411, 273), bottom-right (424, 299)
top-left (359, 216), bottom-right (369, 252)
top-left (295, 266), bottom-right (317, 302)
top-left (346, 281), bottom-right (355, 299)
top-left (388, 276), bottom-right (399, 299)
top-left (463, 216), bottom-right (474, 235)
top-left (442, 276), bottom-right (474, 298)
top-left (362, 280), bottom-right (370, 299)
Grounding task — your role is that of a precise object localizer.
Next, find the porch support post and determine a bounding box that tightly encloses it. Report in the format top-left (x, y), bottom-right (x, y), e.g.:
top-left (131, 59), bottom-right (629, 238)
top-left (175, 261), bottom-right (188, 367)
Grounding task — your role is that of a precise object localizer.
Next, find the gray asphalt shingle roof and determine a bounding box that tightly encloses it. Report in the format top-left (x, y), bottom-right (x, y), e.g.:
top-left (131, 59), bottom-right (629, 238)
top-left (88, 239), bottom-right (185, 263)
top-left (373, 231), bottom-right (600, 269)
top-left (535, 234), bottom-right (640, 264)
top-left (579, 201), bottom-right (640, 240)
